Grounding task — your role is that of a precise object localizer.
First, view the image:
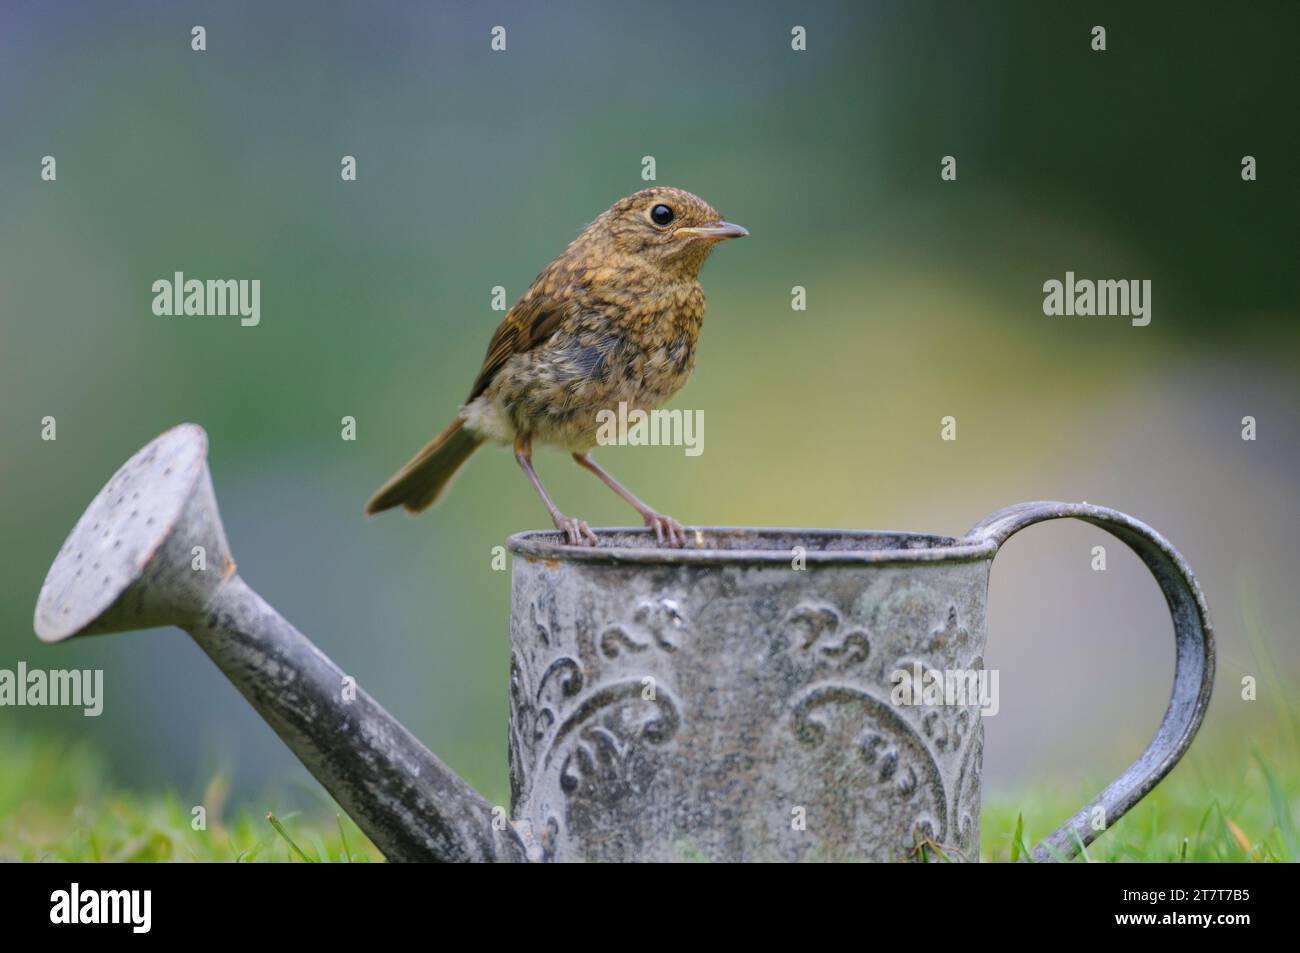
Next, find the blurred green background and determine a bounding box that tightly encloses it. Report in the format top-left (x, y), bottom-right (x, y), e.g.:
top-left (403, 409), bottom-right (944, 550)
top-left (2, 0), bottom-right (1296, 841)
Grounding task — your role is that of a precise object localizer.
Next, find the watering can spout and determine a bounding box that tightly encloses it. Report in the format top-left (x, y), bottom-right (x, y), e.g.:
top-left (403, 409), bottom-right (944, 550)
top-left (34, 423), bottom-right (527, 863)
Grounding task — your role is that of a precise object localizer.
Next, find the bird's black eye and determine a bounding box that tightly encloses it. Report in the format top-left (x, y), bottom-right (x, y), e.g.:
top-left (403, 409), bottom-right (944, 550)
top-left (650, 204), bottom-right (674, 227)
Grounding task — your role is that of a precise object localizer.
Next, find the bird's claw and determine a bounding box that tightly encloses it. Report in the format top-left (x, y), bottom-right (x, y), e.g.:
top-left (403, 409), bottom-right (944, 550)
top-left (555, 515), bottom-right (598, 546)
top-left (644, 512), bottom-right (687, 548)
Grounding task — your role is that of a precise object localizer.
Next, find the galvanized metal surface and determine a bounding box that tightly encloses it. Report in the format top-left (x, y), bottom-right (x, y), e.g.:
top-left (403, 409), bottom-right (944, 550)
top-left (967, 502), bottom-right (1215, 862)
top-left (35, 425), bottom-right (1214, 863)
top-left (506, 511), bottom-right (1212, 862)
top-left (507, 529), bottom-right (992, 862)
top-left (33, 424), bottom-right (525, 863)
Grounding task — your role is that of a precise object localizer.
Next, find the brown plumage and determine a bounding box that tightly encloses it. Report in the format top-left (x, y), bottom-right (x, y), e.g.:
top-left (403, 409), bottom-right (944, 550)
top-left (365, 186), bottom-right (746, 546)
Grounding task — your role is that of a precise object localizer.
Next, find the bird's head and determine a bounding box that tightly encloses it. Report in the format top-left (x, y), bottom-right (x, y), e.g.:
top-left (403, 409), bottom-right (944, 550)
top-left (585, 187), bottom-right (747, 278)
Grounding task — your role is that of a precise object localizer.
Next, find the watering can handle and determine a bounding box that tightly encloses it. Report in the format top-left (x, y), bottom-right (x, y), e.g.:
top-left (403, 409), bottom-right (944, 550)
top-left (966, 501), bottom-right (1215, 862)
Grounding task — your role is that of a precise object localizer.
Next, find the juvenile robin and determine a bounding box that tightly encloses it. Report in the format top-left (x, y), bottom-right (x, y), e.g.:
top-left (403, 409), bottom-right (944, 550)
top-left (365, 186), bottom-right (747, 547)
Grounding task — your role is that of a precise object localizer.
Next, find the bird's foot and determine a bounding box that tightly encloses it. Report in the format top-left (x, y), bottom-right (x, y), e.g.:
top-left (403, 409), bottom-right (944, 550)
top-left (554, 514), bottom-right (598, 546)
top-left (643, 511), bottom-right (687, 548)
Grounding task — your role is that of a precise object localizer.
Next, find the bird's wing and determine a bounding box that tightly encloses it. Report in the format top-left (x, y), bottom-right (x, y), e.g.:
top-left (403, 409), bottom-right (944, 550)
top-left (467, 284), bottom-right (571, 401)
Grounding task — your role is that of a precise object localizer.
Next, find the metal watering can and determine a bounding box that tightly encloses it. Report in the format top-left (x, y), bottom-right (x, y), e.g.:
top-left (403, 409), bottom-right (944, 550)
top-left (34, 424), bottom-right (1213, 862)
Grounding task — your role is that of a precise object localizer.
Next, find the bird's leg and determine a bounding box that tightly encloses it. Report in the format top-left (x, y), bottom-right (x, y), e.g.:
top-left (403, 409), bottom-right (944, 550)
top-left (572, 452), bottom-right (687, 548)
top-left (515, 434), bottom-right (597, 546)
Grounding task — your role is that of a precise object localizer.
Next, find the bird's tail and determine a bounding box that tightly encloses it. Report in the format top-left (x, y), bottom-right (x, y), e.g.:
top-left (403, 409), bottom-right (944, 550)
top-left (365, 418), bottom-right (484, 515)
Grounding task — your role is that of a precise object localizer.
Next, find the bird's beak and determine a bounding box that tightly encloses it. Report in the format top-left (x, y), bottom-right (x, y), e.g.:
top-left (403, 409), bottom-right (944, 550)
top-left (677, 221), bottom-right (749, 241)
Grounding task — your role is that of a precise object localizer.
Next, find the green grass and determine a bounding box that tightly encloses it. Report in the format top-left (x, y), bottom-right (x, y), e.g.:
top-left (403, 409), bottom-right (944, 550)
top-left (980, 741), bottom-right (1297, 862)
top-left (980, 590), bottom-right (1298, 862)
top-left (0, 729), bottom-right (377, 862)
top-left (1, 726), bottom-right (1293, 862)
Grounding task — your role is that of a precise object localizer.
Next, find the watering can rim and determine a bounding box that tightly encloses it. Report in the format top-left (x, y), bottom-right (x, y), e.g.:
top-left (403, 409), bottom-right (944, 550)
top-left (507, 526), bottom-right (1000, 566)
